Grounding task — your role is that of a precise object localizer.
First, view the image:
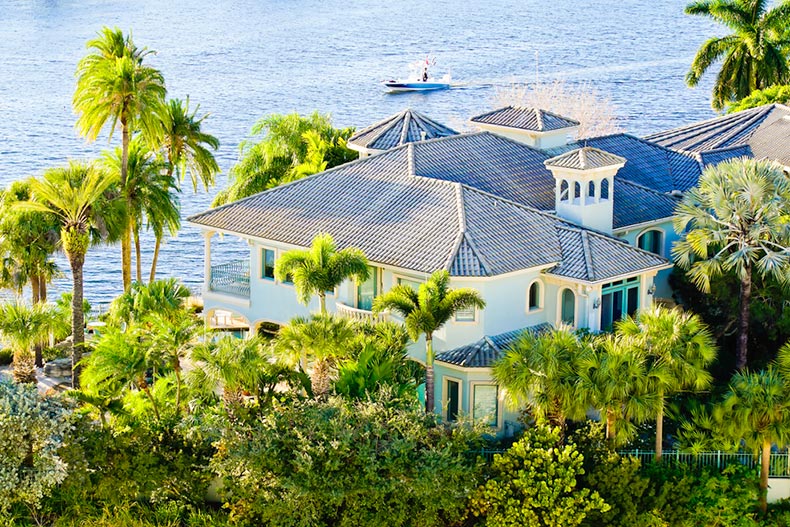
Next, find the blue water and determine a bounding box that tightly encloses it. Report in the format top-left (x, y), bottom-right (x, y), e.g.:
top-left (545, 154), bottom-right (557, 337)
top-left (0, 0), bottom-right (720, 302)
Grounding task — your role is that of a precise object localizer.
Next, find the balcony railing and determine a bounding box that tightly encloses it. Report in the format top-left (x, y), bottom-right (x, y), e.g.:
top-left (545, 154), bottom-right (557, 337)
top-left (336, 301), bottom-right (387, 323)
top-left (209, 259), bottom-right (250, 298)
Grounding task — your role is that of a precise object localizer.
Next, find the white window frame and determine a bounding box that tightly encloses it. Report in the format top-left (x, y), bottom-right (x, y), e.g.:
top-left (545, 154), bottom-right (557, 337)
top-left (557, 287), bottom-right (577, 327)
top-left (260, 246), bottom-right (277, 281)
top-left (526, 279), bottom-right (544, 313)
top-left (443, 375), bottom-right (464, 422)
top-left (470, 382), bottom-right (501, 428)
top-left (636, 228), bottom-right (665, 257)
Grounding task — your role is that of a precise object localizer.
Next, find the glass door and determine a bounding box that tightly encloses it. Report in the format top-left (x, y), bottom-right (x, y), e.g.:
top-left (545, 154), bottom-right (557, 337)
top-left (356, 267), bottom-right (378, 311)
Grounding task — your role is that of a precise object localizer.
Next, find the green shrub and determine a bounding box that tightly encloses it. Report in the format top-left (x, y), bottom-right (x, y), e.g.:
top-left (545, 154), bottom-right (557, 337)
top-left (213, 397), bottom-right (485, 527)
top-left (0, 347), bottom-right (12, 365)
top-left (468, 425), bottom-right (609, 527)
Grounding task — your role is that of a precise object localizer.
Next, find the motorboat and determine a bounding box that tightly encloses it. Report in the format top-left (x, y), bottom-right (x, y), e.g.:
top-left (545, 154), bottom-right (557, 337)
top-left (384, 57), bottom-right (451, 92)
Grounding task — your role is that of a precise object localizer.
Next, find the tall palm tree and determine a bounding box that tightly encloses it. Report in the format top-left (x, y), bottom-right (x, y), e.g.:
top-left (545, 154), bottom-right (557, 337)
top-left (19, 161), bottom-right (123, 387)
top-left (673, 158), bottom-right (790, 371)
top-left (73, 27), bottom-right (166, 291)
top-left (146, 312), bottom-right (200, 414)
top-left (717, 357), bottom-right (790, 513)
top-left (274, 233), bottom-right (370, 314)
top-left (493, 325), bottom-right (587, 435)
top-left (685, 0), bottom-right (790, 110)
top-left (617, 305), bottom-right (717, 461)
top-left (373, 270), bottom-right (486, 413)
top-left (576, 334), bottom-right (658, 447)
top-left (152, 97), bottom-right (218, 281)
top-left (102, 137), bottom-right (180, 283)
top-left (0, 302), bottom-right (65, 384)
top-left (276, 314), bottom-right (356, 398)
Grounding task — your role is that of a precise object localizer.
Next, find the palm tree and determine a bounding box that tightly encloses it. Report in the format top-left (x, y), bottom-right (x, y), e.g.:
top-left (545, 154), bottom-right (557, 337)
top-left (685, 0), bottom-right (790, 110)
top-left (576, 334), bottom-right (658, 447)
top-left (102, 137), bottom-right (180, 283)
top-left (373, 270), bottom-right (486, 413)
top-left (717, 357), bottom-right (790, 513)
top-left (617, 305), bottom-right (717, 461)
top-left (673, 158), bottom-right (790, 371)
top-left (146, 312), bottom-right (200, 414)
top-left (274, 233), bottom-right (370, 314)
top-left (493, 325), bottom-right (587, 435)
top-left (108, 278), bottom-right (191, 326)
top-left (0, 302), bottom-right (65, 384)
top-left (276, 314), bottom-right (356, 398)
top-left (152, 97), bottom-right (218, 281)
top-left (19, 161), bottom-right (123, 387)
top-left (73, 27), bottom-right (166, 291)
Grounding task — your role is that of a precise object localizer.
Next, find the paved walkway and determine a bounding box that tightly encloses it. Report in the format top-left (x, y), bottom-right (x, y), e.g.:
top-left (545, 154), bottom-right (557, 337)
top-left (0, 364), bottom-right (72, 393)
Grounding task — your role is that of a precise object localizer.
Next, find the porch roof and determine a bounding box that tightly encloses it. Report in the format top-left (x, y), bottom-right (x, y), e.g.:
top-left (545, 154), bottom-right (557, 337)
top-left (435, 323), bottom-right (553, 368)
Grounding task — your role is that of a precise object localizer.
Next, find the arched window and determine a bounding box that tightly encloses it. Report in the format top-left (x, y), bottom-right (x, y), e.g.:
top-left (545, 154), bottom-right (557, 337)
top-left (573, 182), bottom-right (582, 202)
top-left (637, 229), bottom-right (663, 255)
top-left (528, 281), bottom-right (542, 311)
top-left (600, 178), bottom-right (610, 200)
top-left (560, 288), bottom-right (575, 326)
top-left (560, 180), bottom-right (569, 201)
top-left (588, 181), bottom-right (596, 199)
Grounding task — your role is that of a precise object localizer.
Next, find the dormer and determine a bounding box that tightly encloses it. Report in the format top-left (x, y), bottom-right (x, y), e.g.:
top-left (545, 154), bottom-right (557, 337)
top-left (347, 109), bottom-right (458, 157)
top-left (544, 147), bottom-right (626, 234)
top-left (469, 106), bottom-right (579, 149)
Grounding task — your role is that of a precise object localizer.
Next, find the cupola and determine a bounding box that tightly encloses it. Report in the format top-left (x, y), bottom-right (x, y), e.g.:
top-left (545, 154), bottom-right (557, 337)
top-left (469, 106), bottom-right (579, 149)
top-left (347, 109), bottom-right (458, 157)
top-left (544, 146), bottom-right (626, 234)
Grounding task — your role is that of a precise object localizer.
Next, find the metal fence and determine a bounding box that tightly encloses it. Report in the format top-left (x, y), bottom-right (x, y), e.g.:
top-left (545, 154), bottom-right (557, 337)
top-left (209, 260), bottom-right (250, 298)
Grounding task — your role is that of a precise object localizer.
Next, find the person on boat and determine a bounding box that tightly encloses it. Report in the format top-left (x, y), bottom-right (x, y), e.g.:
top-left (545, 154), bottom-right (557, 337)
top-left (422, 66), bottom-right (428, 82)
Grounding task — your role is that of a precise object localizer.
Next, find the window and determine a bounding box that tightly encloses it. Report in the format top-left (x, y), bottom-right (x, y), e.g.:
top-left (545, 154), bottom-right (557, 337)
top-left (455, 305), bottom-right (476, 322)
top-left (637, 229), bottom-right (663, 256)
top-left (560, 179), bottom-right (569, 201)
top-left (588, 181), bottom-right (596, 198)
top-left (600, 277), bottom-right (640, 331)
top-left (261, 248), bottom-right (275, 280)
top-left (356, 267), bottom-right (378, 311)
top-left (397, 277), bottom-right (422, 291)
top-left (560, 288), bottom-right (575, 325)
top-left (446, 379), bottom-right (460, 422)
top-left (473, 385), bottom-right (499, 427)
top-left (573, 182), bottom-right (582, 202)
top-left (528, 281), bottom-right (542, 311)
top-left (600, 178), bottom-right (610, 200)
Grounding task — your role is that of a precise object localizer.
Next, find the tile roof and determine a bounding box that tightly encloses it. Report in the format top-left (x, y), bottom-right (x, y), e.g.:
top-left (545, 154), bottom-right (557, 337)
top-left (435, 323), bottom-right (553, 368)
top-left (613, 179), bottom-right (679, 228)
top-left (645, 104), bottom-right (790, 166)
top-left (189, 138), bottom-right (670, 279)
top-left (697, 145), bottom-right (753, 167)
top-left (544, 146), bottom-right (626, 170)
top-left (549, 226), bottom-right (669, 282)
top-left (470, 106), bottom-right (579, 132)
top-left (348, 109), bottom-right (458, 151)
top-left (547, 134), bottom-right (704, 193)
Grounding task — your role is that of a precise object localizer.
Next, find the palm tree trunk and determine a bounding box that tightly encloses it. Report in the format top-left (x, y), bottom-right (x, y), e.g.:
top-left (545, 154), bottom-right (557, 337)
top-left (70, 253), bottom-right (86, 389)
top-left (606, 409), bottom-right (617, 446)
top-left (121, 118), bottom-right (132, 292)
top-left (655, 396), bottom-right (664, 462)
top-left (138, 378), bottom-right (161, 421)
top-left (39, 274), bottom-right (47, 303)
top-left (760, 438), bottom-right (771, 514)
top-left (121, 226), bottom-right (132, 291)
top-left (319, 293), bottom-right (327, 315)
top-left (149, 235), bottom-right (162, 283)
top-left (30, 274), bottom-right (44, 367)
top-left (134, 226), bottom-right (142, 284)
top-left (30, 273), bottom-right (40, 304)
top-left (311, 358), bottom-right (332, 398)
top-left (736, 268), bottom-right (752, 370)
top-left (425, 335), bottom-right (435, 413)
top-left (173, 360), bottom-right (182, 415)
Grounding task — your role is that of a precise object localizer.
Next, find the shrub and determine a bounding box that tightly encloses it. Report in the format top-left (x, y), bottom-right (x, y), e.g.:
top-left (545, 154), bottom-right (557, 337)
top-left (212, 397), bottom-right (485, 527)
top-left (468, 425), bottom-right (609, 527)
top-left (0, 347), bottom-right (12, 365)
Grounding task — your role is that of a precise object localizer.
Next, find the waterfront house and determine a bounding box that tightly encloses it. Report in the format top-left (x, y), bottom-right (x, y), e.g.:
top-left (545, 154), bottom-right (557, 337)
top-left (188, 105), bottom-right (756, 432)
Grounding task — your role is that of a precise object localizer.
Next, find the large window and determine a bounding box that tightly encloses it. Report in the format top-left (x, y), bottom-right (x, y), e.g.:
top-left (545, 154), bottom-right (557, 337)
top-left (600, 277), bottom-right (640, 331)
top-left (637, 229), bottom-right (663, 256)
top-left (261, 248), bottom-right (275, 280)
top-left (528, 281), bottom-right (542, 311)
top-left (560, 288), bottom-right (576, 325)
top-left (445, 379), bottom-right (460, 422)
top-left (473, 384), bottom-right (499, 427)
top-left (397, 277), bottom-right (422, 291)
top-left (356, 267), bottom-right (378, 311)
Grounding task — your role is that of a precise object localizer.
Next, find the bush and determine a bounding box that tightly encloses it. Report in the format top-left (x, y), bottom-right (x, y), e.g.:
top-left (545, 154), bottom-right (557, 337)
top-left (0, 347), bottom-right (12, 365)
top-left (468, 425), bottom-right (609, 527)
top-left (213, 397), bottom-right (485, 527)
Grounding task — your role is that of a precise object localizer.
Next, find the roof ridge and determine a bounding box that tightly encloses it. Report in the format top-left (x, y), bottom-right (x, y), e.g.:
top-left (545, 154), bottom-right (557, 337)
top-left (644, 105), bottom-right (767, 139)
top-left (583, 227), bottom-right (670, 261)
top-left (534, 108), bottom-right (544, 130)
top-left (399, 110), bottom-right (412, 145)
top-left (461, 231), bottom-right (492, 276)
top-left (363, 111), bottom-right (405, 146)
top-left (580, 230), bottom-right (595, 281)
top-left (407, 142), bottom-right (416, 176)
top-left (441, 183), bottom-right (468, 271)
top-left (483, 335), bottom-right (498, 353)
top-left (469, 106), bottom-right (513, 122)
top-left (348, 110), bottom-right (404, 142)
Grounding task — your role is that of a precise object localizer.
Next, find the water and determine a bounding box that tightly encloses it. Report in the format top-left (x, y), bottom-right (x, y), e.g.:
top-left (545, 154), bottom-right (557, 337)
top-left (0, 0), bottom-right (721, 302)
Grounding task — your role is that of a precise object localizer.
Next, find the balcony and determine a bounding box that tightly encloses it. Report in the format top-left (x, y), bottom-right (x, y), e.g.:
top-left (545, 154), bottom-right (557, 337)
top-left (336, 301), bottom-right (387, 323)
top-left (209, 259), bottom-right (250, 298)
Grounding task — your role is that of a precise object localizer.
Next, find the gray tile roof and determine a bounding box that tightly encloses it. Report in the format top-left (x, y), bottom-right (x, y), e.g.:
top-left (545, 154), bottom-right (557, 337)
top-left (547, 134), bottom-right (704, 193)
top-left (645, 104), bottom-right (790, 157)
top-left (435, 323), bottom-right (553, 368)
top-left (470, 106), bottom-right (579, 132)
top-left (544, 146), bottom-right (626, 170)
top-left (189, 138), bottom-right (670, 279)
top-left (697, 145), bottom-right (753, 167)
top-left (549, 226), bottom-right (669, 282)
top-left (613, 179), bottom-right (679, 228)
top-left (348, 109), bottom-right (458, 151)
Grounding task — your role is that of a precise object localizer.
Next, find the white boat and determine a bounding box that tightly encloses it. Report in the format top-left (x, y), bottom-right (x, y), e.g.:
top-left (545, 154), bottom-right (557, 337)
top-left (384, 57), bottom-right (451, 93)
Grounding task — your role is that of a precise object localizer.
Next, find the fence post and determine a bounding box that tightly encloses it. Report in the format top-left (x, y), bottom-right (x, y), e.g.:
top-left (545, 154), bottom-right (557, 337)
top-left (717, 450), bottom-right (721, 470)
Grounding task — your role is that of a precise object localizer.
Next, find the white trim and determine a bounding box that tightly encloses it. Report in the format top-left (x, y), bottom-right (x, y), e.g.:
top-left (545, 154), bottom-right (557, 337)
top-left (613, 216), bottom-right (674, 236)
top-left (526, 278), bottom-right (545, 313)
top-left (442, 375), bottom-right (464, 422)
top-left (470, 381), bottom-right (503, 430)
top-left (203, 290), bottom-right (250, 309)
top-left (635, 227), bottom-right (665, 257)
top-left (557, 287), bottom-right (577, 327)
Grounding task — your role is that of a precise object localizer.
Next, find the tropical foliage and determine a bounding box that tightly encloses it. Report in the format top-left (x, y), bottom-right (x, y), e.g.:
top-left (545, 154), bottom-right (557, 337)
top-left (728, 84), bottom-right (790, 112)
top-left (0, 302), bottom-right (66, 384)
top-left (685, 0), bottom-right (790, 110)
top-left (212, 112), bottom-right (357, 206)
top-left (373, 269), bottom-right (486, 413)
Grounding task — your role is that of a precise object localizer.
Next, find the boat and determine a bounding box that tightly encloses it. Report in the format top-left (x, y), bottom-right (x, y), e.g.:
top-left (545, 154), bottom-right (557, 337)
top-left (384, 57), bottom-right (451, 93)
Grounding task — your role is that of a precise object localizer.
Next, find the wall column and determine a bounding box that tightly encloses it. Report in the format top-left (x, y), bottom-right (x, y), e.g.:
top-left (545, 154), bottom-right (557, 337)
top-left (203, 230), bottom-right (215, 292)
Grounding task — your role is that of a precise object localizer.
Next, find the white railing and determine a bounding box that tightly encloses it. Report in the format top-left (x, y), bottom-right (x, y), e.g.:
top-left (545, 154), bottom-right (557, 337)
top-left (335, 301), bottom-right (387, 323)
top-left (209, 260), bottom-right (250, 298)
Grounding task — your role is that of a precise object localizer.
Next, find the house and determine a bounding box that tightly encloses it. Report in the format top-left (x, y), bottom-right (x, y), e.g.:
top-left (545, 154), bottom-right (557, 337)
top-left (188, 105), bottom-right (755, 432)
